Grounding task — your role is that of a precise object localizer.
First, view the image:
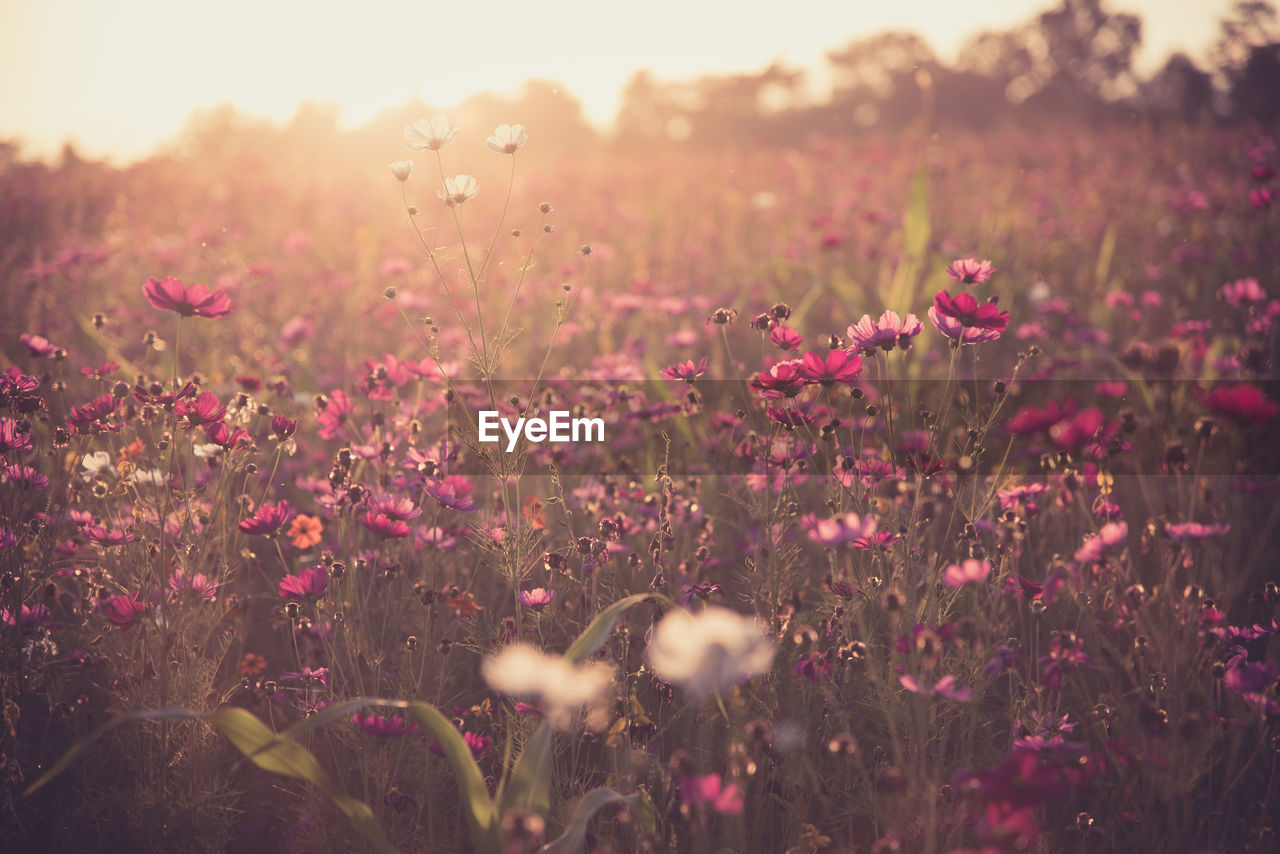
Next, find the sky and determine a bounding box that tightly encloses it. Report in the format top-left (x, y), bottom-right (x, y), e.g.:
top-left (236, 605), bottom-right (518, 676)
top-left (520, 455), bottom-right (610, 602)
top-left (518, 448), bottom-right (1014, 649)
top-left (0, 0), bottom-right (1236, 163)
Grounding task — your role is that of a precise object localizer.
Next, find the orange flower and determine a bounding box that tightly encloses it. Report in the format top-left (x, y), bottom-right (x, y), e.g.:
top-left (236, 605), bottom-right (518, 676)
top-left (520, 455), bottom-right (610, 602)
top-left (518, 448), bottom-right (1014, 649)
top-left (239, 652), bottom-right (267, 676)
top-left (117, 438), bottom-right (146, 467)
top-left (288, 514), bottom-right (323, 549)
top-left (445, 588), bottom-right (483, 618)
top-left (522, 496), bottom-right (545, 530)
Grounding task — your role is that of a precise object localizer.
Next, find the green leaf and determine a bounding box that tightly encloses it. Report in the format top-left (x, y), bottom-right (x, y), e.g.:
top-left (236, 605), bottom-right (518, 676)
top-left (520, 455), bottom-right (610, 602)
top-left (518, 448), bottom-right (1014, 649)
top-left (402, 701), bottom-right (500, 853)
top-left (500, 719), bottom-right (553, 818)
top-left (207, 708), bottom-right (394, 852)
top-left (886, 164), bottom-right (931, 313)
top-left (564, 592), bottom-right (672, 664)
top-left (538, 787), bottom-right (643, 854)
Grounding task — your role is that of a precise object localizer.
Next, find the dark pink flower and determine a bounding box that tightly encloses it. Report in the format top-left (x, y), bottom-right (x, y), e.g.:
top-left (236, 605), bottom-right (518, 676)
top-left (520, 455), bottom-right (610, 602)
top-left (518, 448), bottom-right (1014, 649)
top-left (946, 257), bottom-right (996, 285)
top-left (142, 276), bottom-right (232, 318)
top-left (429, 730), bottom-right (491, 758)
top-left (203, 422), bottom-right (248, 449)
top-left (102, 593), bottom-right (147, 630)
top-left (270, 415), bottom-right (298, 439)
top-left (176, 391), bottom-right (226, 430)
top-left (660, 358), bottom-right (708, 383)
top-left (0, 418), bottom-right (33, 453)
top-left (360, 512), bottom-right (412, 538)
top-left (799, 349), bottom-right (863, 386)
top-left (66, 394), bottom-right (119, 434)
top-left (278, 565), bottom-right (329, 600)
top-left (239, 500), bottom-right (293, 535)
top-left (367, 493), bottom-right (422, 521)
top-left (354, 712), bottom-right (419, 738)
top-left (1202, 384), bottom-right (1278, 425)
top-left (769, 325), bottom-right (804, 351)
top-left (932, 290), bottom-right (1010, 332)
top-left (2, 603), bottom-right (53, 630)
top-left (749, 359), bottom-right (805, 399)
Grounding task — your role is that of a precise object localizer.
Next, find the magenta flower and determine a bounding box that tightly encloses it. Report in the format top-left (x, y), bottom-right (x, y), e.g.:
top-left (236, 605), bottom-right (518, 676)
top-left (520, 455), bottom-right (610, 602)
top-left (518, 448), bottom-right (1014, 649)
top-left (1201, 384), bottom-right (1278, 425)
top-left (360, 512), bottom-right (412, 538)
top-left (943, 558), bottom-right (992, 587)
top-left (425, 476), bottom-right (478, 512)
top-left (176, 391), bottom-right (227, 430)
top-left (846, 310), bottom-right (923, 353)
top-left (945, 257), bottom-right (996, 285)
top-left (354, 712), bottom-right (420, 738)
top-left (1164, 521), bottom-right (1231, 540)
top-left (102, 593), bottom-right (147, 630)
top-left (518, 587), bottom-right (556, 610)
top-left (203, 422), bottom-right (248, 449)
top-left (142, 276), bottom-right (232, 318)
top-left (1221, 277), bottom-right (1266, 307)
top-left (239, 500), bottom-right (293, 535)
top-left (278, 565), bottom-right (329, 600)
top-left (769, 325), bottom-right (804, 351)
top-left (280, 666), bottom-right (329, 686)
top-left (0, 418), bottom-right (33, 453)
top-left (928, 306), bottom-right (1002, 343)
top-left (749, 359), bottom-right (806, 399)
top-left (2, 603), bottom-right (53, 630)
top-left (801, 512), bottom-right (879, 547)
top-left (270, 415), bottom-right (298, 439)
top-left (659, 358), bottom-right (708, 383)
top-left (799, 349), bottom-right (863, 386)
top-left (680, 773), bottom-right (744, 814)
top-left (3, 465), bottom-right (48, 490)
top-left (429, 730), bottom-right (492, 758)
top-left (66, 394), bottom-right (119, 434)
top-left (932, 290), bottom-right (1010, 332)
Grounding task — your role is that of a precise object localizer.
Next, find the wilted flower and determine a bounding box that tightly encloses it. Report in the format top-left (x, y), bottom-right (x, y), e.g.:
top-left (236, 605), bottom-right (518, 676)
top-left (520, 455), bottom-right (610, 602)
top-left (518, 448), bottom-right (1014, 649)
top-left (438, 175), bottom-right (478, 207)
top-left (404, 114), bottom-right (457, 151)
top-left (486, 124), bottom-right (528, 154)
top-left (481, 643), bottom-right (614, 730)
top-left (646, 606), bottom-right (776, 699)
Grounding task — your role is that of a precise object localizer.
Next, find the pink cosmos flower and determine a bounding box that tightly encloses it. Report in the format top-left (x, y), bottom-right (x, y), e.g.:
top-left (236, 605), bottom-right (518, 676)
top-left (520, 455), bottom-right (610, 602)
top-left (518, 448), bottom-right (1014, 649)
top-left (142, 277), bottom-right (232, 318)
top-left (1164, 521), bottom-right (1231, 540)
top-left (367, 493), bottom-right (422, 521)
top-left (769, 325), bottom-right (804, 351)
top-left (66, 394), bottom-right (119, 433)
top-left (278, 565), bottom-right (329, 600)
top-left (168, 570), bottom-right (218, 601)
top-left (102, 594), bottom-right (147, 630)
top-left (429, 731), bottom-right (492, 758)
top-left (660, 358), bottom-right (708, 383)
top-left (20, 333), bottom-right (58, 358)
top-left (239, 501), bottom-right (293, 536)
top-left (518, 588), bottom-right (556, 610)
top-left (801, 512), bottom-right (878, 547)
top-left (176, 391), bottom-right (226, 430)
top-left (943, 558), bottom-right (992, 588)
top-left (1074, 521), bottom-right (1128, 563)
top-left (932, 290), bottom-right (1010, 332)
top-left (928, 307), bottom-right (1003, 343)
top-left (270, 415), bottom-right (298, 439)
top-left (425, 476), bottom-right (478, 512)
top-left (1221, 278), bottom-right (1266, 307)
top-left (799, 349), bottom-right (863, 386)
top-left (750, 359), bottom-right (806, 399)
top-left (84, 524), bottom-right (136, 546)
top-left (846, 310), bottom-right (923, 353)
top-left (680, 773), bottom-right (744, 814)
top-left (360, 512), bottom-right (412, 538)
top-left (946, 257), bottom-right (996, 285)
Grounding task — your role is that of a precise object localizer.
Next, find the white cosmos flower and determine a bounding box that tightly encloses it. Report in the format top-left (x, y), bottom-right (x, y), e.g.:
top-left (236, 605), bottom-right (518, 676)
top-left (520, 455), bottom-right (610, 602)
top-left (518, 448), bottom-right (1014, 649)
top-left (438, 174), bottom-right (478, 207)
top-left (192, 443), bottom-right (221, 459)
top-left (482, 643), bottom-right (613, 730)
top-left (388, 160), bottom-right (413, 182)
top-left (486, 124), bottom-right (528, 154)
top-left (130, 468), bottom-right (167, 485)
top-left (81, 451), bottom-right (114, 478)
top-left (646, 606), bottom-right (776, 700)
top-left (404, 114), bottom-right (458, 151)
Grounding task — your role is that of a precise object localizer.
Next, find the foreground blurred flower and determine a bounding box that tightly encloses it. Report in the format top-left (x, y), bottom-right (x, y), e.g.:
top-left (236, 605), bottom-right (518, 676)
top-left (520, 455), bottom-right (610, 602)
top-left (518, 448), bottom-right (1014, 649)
top-left (403, 114), bottom-right (457, 151)
top-left (680, 773), bottom-right (744, 814)
top-left (486, 123), bottom-right (528, 154)
top-left (946, 257), bottom-right (996, 285)
top-left (438, 174), bottom-right (478, 207)
top-left (142, 276), bottom-right (232, 319)
top-left (646, 606), bottom-right (776, 700)
top-left (482, 643), bottom-right (614, 730)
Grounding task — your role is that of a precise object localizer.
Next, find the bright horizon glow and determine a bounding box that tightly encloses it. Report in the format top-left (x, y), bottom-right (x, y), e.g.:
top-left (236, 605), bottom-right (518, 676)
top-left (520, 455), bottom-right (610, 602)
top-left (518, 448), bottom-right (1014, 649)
top-left (1, 0), bottom-right (1235, 164)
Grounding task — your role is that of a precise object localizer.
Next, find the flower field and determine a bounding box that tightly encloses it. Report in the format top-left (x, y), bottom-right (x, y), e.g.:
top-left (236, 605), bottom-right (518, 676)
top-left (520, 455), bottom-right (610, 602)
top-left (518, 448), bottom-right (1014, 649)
top-left (2, 112), bottom-right (1279, 853)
